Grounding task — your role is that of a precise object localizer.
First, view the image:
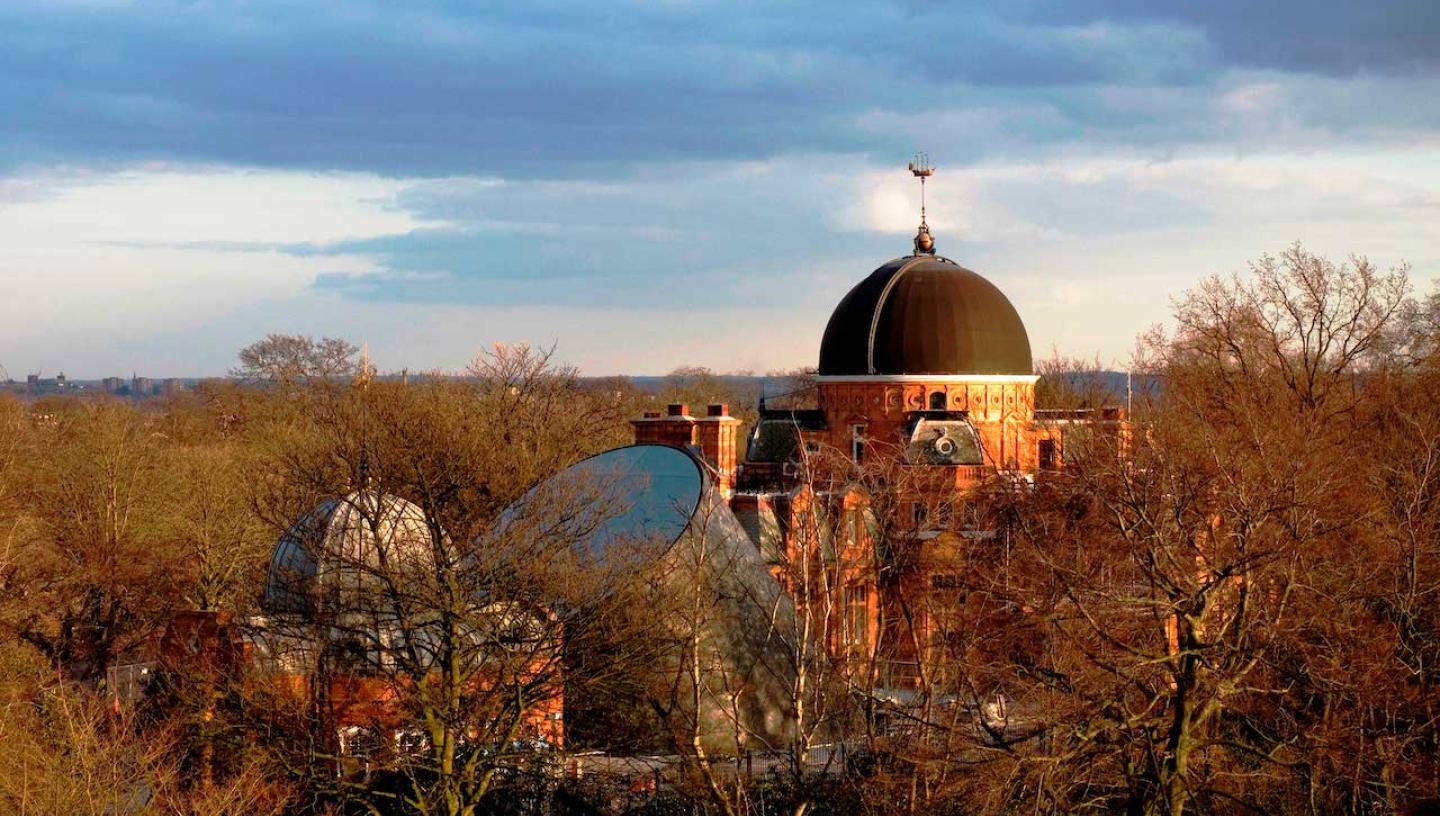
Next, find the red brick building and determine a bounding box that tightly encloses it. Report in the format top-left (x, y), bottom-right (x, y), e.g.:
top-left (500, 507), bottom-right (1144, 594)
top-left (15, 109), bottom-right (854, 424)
top-left (629, 216), bottom-right (1126, 691)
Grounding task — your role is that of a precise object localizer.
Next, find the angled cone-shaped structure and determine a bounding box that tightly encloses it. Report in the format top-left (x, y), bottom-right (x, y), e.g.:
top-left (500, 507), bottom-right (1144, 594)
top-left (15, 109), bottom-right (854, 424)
top-left (500, 444), bottom-right (797, 753)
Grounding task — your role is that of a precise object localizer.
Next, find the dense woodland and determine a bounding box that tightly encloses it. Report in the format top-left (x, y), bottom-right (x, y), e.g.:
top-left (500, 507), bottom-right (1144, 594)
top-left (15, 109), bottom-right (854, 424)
top-left (2, 245), bottom-right (1439, 815)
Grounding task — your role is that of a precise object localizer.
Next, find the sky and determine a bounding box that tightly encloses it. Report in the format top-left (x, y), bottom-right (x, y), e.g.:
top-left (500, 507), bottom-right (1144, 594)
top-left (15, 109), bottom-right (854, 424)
top-left (2, 1), bottom-right (1439, 378)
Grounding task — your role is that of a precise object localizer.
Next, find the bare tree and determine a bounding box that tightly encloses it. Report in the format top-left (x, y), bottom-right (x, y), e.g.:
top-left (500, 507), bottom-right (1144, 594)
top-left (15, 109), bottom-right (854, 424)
top-left (242, 352), bottom-right (656, 816)
top-left (168, 446), bottom-right (271, 612)
top-left (1168, 243), bottom-right (1409, 419)
top-left (0, 397), bottom-right (28, 632)
top-left (0, 677), bottom-right (292, 816)
top-left (1035, 350), bottom-right (1119, 411)
top-left (232, 334), bottom-right (360, 388)
top-left (3, 401), bottom-right (177, 682)
top-left (937, 244), bottom-right (1421, 816)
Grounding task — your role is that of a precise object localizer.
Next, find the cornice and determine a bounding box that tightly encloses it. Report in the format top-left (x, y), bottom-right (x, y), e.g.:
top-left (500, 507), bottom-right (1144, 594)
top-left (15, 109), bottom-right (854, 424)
top-left (816, 374), bottom-right (1039, 385)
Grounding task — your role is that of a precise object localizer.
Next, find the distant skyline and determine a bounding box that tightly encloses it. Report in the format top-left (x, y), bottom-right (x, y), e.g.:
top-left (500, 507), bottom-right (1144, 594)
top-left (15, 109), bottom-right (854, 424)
top-left (3, 1), bottom-right (1439, 379)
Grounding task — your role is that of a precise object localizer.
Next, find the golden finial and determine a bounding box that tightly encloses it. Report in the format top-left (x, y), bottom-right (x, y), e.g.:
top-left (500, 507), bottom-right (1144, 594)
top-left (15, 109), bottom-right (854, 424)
top-left (908, 153), bottom-right (936, 255)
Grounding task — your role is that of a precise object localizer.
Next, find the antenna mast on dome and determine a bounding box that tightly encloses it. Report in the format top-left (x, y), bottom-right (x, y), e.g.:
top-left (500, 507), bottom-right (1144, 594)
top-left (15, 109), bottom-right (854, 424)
top-left (908, 153), bottom-right (936, 255)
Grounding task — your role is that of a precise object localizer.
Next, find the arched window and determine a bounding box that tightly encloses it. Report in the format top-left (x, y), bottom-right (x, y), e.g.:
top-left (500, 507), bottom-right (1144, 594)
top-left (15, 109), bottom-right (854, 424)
top-left (929, 391), bottom-right (947, 410)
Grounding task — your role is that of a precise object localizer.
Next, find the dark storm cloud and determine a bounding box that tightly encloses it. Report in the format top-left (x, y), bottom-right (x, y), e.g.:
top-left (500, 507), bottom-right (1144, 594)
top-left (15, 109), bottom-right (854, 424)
top-left (1020, 0), bottom-right (1440, 76)
top-left (5, 0), bottom-right (1432, 178)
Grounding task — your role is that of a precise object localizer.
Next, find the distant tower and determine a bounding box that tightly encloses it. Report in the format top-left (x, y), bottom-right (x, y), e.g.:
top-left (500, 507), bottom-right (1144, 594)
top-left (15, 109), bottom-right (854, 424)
top-left (357, 342), bottom-right (374, 389)
top-left (908, 153), bottom-right (936, 255)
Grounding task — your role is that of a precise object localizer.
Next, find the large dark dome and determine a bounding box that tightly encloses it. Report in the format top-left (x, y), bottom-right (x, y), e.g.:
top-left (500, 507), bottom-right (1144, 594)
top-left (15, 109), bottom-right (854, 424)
top-left (818, 255), bottom-right (1032, 376)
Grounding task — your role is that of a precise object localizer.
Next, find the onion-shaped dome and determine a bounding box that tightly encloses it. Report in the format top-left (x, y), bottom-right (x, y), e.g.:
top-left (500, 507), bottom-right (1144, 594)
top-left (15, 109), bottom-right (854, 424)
top-left (263, 491), bottom-right (434, 615)
top-left (818, 254), bottom-right (1032, 376)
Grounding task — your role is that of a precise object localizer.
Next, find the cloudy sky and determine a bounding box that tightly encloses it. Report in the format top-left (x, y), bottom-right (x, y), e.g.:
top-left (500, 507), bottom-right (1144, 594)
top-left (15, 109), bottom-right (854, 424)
top-left (3, 0), bottom-right (1439, 378)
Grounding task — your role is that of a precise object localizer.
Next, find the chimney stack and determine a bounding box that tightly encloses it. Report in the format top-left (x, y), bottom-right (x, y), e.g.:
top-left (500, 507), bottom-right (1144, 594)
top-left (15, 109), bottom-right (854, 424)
top-left (694, 403), bottom-right (741, 498)
top-left (631, 402), bottom-right (743, 498)
top-left (632, 403), bottom-right (696, 449)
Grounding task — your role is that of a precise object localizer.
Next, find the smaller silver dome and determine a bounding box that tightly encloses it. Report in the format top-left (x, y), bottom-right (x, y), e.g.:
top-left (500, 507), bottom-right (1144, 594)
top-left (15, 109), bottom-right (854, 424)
top-left (264, 491), bottom-right (434, 615)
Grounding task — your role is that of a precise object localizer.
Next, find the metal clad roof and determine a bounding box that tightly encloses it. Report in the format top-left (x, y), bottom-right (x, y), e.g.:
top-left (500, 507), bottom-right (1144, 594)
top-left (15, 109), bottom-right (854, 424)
top-left (561, 444), bottom-right (704, 553)
top-left (499, 444), bottom-right (705, 558)
top-left (818, 255), bottom-right (1033, 376)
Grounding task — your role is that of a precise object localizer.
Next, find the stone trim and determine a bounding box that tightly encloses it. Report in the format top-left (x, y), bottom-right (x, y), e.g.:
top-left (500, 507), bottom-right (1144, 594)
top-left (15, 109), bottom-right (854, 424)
top-left (816, 374), bottom-right (1039, 385)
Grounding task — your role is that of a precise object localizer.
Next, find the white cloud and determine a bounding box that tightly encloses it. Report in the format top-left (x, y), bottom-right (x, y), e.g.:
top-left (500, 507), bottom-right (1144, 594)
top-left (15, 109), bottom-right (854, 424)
top-left (0, 166), bottom-right (433, 245)
top-left (843, 148), bottom-right (1440, 368)
top-left (0, 165), bottom-right (443, 376)
top-left (3, 148), bottom-right (1439, 379)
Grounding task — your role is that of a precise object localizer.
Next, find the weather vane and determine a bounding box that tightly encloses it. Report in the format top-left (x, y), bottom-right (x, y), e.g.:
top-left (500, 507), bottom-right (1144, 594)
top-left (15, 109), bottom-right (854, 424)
top-left (908, 153), bottom-right (936, 255)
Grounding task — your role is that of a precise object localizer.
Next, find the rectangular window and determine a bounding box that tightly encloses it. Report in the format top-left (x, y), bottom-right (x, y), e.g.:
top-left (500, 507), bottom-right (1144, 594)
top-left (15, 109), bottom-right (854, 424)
top-left (851, 424), bottom-right (866, 464)
top-left (931, 574), bottom-right (965, 590)
top-left (845, 584), bottom-right (869, 648)
top-left (1039, 439), bottom-right (1059, 471)
top-left (931, 575), bottom-right (965, 614)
